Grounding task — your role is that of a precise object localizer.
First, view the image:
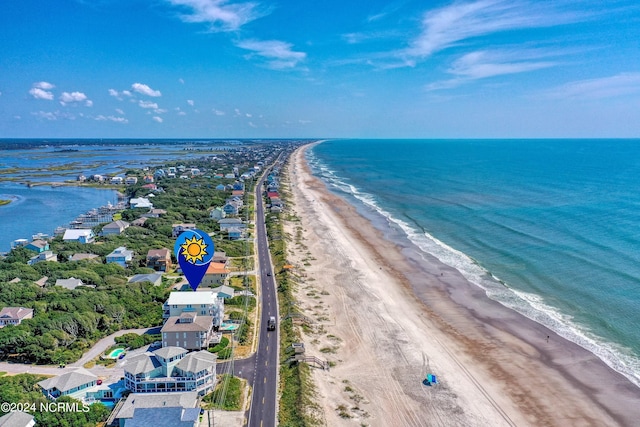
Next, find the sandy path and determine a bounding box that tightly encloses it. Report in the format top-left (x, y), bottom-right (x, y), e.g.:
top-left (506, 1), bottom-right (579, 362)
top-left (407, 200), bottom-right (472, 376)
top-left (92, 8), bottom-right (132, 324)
top-left (281, 144), bottom-right (640, 427)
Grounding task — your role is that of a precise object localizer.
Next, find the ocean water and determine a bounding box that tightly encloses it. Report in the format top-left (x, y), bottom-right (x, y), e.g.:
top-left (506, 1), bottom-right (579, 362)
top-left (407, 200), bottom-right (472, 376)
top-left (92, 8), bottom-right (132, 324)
top-left (308, 139), bottom-right (640, 387)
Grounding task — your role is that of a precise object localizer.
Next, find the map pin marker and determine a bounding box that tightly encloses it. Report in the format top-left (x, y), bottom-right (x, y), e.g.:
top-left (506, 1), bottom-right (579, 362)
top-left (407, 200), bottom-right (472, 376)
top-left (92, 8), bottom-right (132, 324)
top-left (174, 229), bottom-right (215, 291)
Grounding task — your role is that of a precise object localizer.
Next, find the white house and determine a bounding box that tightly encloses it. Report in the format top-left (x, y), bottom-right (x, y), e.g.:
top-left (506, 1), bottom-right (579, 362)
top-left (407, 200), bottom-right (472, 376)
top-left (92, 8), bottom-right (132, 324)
top-left (62, 229), bottom-right (95, 244)
top-left (130, 197), bottom-right (153, 209)
top-left (106, 246), bottom-right (134, 267)
top-left (163, 291), bottom-right (224, 328)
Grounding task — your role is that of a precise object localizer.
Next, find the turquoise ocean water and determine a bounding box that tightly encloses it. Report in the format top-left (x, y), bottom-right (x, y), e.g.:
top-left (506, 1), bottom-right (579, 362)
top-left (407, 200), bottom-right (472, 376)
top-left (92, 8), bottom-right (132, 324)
top-left (308, 139), bottom-right (640, 388)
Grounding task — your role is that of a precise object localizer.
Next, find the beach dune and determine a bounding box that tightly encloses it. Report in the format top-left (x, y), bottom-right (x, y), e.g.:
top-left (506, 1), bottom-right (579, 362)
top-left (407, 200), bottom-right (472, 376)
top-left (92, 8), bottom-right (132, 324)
top-left (283, 145), bottom-right (640, 426)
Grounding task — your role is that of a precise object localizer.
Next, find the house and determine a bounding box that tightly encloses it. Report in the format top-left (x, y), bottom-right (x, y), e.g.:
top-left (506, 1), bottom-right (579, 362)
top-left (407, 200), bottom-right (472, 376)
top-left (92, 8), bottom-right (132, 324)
top-left (131, 217), bottom-right (147, 227)
top-left (112, 392), bottom-right (199, 427)
top-left (62, 229), bottom-right (95, 244)
top-left (38, 368), bottom-right (97, 400)
top-left (222, 202), bottom-right (238, 215)
top-left (25, 239), bottom-right (49, 253)
top-left (142, 183), bottom-right (158, 191)
top-left (172, 224), bottom-right (196, 238)
top-left (28, 250), bottom-right (57, 265)
top-left (111, 176), bottom-right (124, 185)
top-left (102, 220), bottom-right (130, 236)
top-left (143, 175), bottom-right (155, 183)
top-left (215, 184), bottom-right (226, 191)
top-left (163, 291), bottom-right (224, 328)
top-left (55, 277), bottom-right (88, 290)
top-left (106, 246), bottom-right (134, 267)
top-left (69, 253), bottom-right (100, 262)
top-left (10, 239), bottom-right (28, 249)
top-left (209, 207), bottom-right (225, 220)
top-left (125, 176), bottom-right (138, 185)
top-left (128, 273), bottom-right (163, 287)
top-left (201, 262), bottom-right (230, 287)
top-left (130, 197), bottom-right (153, 209)
top-left (122, 347), bottom-right (217, 396)
top-left (218, 218), bottom-right (246, 232)
top-left (0, 307), bottom-right (34, 327)
top-left (227, 228), bottom-right (243, 240)
top-left (142, 208), bottom-right (167, 218)
top-left (161, 312), bottom-right (215, 350)
top-left (211, 251), bottom-right (228, 265)
top-left (0, 411), bottom-right (36, 427)
top-left (210, 285), bottom-right (234, 299)
top-left (146, 248), bottom-right (172, 271)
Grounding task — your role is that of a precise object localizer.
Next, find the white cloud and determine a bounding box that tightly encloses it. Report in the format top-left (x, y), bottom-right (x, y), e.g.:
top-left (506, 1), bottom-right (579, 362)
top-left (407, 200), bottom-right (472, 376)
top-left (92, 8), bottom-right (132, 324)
top-left (187, 99), bottom-right (194, 106)
top-left (544, 72), bottom-right (640, 100)
top-left (152, 116), bottom-right (164, 123)
top-left (398, 0), bottom-right (582, 66)
top-left (132, 83), bottom-right (162, 97)
top-left (115, 108), bottom-right (125, 115)
top-left (179, 78), bottom-right (185, 84)
top-left (34, 81), bottom-right (55, 90)
top-left (236, 39), bottom-right (306, 69)
top-left (213, 109), bottom-right (225, 116)
top-left (31, 110), bottom-right (75, 121)
top-left (427, 49), bottom-right (556, 90)
top-left (154, 108), bottom-right (168, 114)
top-left (139, 100), bottom-right (159, 109)
top-left (245, 113), bottom-right (252, 118)
top-left (109, 89), bottom-right (134, 100)
top-left (95, 115), bottom-right (128, 123)
top-left (166, 0), bottom-right (264, 32)
top-left (178, 111), bottom-right (187, 116)
top-left (59, 91), bottom-right (91, 106)
top-left (29, 87), bottom-right (54, 100)
top-left (234, 108), bottom-right (241, 116)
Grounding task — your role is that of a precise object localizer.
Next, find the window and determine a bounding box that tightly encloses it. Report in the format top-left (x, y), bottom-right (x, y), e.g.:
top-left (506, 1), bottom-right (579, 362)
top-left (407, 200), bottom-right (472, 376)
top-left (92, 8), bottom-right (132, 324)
top-left (183, 332), bottom-right (187, 338)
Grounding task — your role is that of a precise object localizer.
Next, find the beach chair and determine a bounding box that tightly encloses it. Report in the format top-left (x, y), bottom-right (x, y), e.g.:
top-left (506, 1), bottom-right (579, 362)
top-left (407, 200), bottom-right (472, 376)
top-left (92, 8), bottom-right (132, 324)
top-left (427, 374), bottom-right (437, 385)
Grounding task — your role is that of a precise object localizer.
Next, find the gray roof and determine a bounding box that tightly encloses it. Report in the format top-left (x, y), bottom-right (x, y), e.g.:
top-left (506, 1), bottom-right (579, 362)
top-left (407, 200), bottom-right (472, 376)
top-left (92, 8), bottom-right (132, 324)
top-left (210, 285), bottom-right (234, 297)
top-left (0, 411), bottom-right (35, 427)
top-left (55, 277), bottom-right (85, 290)
top-left (126, 407), bottom-right (200, 427)
top-left (161, 315), bottom-right (213, 333)
top-left (37, 368), bottom-right (96, 393)
top-left (154, 346), bottom-right (188, 360)
top-left (175, 350), bottom-right (217, 374)
top-left (69, 253), bottom-right (99, 261)
top-left (115, 391), bottom-right (199, 420)
top-left (103, 220), bottom-right (130, 229)
top-left (128, 273), bottom-right (163, 285)
top-left (122, 353), bottom-right (162, 375)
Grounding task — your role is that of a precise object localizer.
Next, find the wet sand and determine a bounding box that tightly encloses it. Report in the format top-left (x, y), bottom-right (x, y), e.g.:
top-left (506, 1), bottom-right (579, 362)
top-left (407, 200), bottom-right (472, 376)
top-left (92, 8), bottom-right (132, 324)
top-left (283, 144), bottom-right (640, 426)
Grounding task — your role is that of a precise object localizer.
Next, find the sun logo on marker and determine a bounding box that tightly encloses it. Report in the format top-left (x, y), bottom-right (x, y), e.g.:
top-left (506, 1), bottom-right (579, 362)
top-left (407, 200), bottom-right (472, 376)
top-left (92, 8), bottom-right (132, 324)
top-left (180, 236), bottom-right (208, 264)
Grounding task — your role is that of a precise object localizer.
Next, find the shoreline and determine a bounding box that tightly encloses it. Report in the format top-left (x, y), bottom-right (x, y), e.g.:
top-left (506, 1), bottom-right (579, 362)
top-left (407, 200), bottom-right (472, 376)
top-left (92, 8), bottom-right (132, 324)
top-left (286, 144), bottom-right (640, 426)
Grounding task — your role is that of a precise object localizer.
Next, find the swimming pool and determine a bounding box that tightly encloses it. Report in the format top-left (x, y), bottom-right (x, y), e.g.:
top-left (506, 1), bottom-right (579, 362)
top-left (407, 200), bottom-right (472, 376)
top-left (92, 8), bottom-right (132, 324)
top-left (106, 348), bottom-right (125, 359)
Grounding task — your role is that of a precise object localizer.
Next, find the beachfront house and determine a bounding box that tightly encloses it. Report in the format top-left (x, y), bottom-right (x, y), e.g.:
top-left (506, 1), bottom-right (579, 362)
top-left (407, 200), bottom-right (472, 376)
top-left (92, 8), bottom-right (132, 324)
top-left (101, 220), bottom-right (130, 236)
top-left (62, 229), bottom-right (95, 244)
top-left (163, 291), bottom-right (224, 329)
top-left (161, 312), bottom-right (215, 350)
top-left (0, 307), bottom-right (34, 327)
top-left (38, 368), bottom-right (97, 400)
top-left (146, 248), bottom-right (172, 271)
top-left (106, 246), bottom-right (134, 267)
top-left (122, 347), bottom-right (217, 396)
top-left (111, 392), bottom-right (199, 427)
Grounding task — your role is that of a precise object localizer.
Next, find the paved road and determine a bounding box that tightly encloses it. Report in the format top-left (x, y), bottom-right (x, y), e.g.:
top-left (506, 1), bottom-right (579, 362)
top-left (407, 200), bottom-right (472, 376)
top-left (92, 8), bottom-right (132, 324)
top-left (247, 166), bottom-right (281, 427)
top-left (0, 327), bottom-right (160, 381)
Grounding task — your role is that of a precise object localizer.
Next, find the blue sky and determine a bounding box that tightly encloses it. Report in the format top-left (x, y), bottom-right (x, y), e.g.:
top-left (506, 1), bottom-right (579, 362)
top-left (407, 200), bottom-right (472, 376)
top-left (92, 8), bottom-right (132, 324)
top-left (1, 0), bottom-right (640, 138)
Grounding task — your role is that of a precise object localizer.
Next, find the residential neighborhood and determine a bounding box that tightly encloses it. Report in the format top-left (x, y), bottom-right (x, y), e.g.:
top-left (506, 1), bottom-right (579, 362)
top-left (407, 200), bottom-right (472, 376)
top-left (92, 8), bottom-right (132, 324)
top-left (0, 140), bottom-right (304, 427)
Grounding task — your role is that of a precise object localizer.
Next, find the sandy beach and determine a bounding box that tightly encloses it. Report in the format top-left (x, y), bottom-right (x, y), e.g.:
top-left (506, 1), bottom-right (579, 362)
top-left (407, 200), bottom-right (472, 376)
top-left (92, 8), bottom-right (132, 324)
top-left (282, 144), bottom-right (640, 427)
